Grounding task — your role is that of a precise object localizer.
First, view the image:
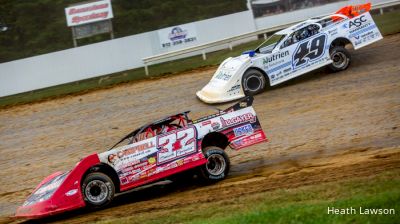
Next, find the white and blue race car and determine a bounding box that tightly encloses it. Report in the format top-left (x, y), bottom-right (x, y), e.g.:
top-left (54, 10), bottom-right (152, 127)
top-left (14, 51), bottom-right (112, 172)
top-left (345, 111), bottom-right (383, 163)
top-left (196, 3), bottom-right (382, 103)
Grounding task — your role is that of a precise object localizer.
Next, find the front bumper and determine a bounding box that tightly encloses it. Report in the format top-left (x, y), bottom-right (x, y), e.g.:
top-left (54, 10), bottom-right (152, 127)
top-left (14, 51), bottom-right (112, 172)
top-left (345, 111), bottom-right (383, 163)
top-left (15, 199), bottom-right (84, 219)
top-left (15, 200), bottom-right (59, 219)
top-left (196, 89), bottom-right (244, 104)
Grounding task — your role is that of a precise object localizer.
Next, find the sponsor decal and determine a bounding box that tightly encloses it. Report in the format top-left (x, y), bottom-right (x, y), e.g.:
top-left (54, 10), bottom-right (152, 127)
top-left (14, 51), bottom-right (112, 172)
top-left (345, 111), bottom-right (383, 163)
top-left (201, 120), bottom-right (211, 126)
top-left (133, 161), bottom-right (149, 169)
top-left (108, 141), bottom-right (155, 164)
top-left (228, 84), bottom-right (240, 92)
top-left (168, 27), bottom-right (187, 41)
top-left (354, 30), bottom-right (379, 46)
top-left (65, 189), bottom-right (78, 196)
top-left (211, 122), bottom-right (220, 130)
top-left (234, 124), bottom-right (254, 137)
top-left (239, 102), bottom-right (248, 108)
top-left (176, 159), bottom-right (184, 166)
top-left (267, 61), bottom-right (291, 74)
top-left (349, 24), bottom-right (377, 38)
top-left (220, 113), bottom-right (256, 127)
top-left (215, 71), bottom-right (232, 81)
top-left (328, 28), bottom-right (338, 36)
top-left (232, 131), bottom-right (266, 148)
top-left (349, 15), bottom-right (367, 29)
top-left (263, 51), bottom-right (289, 64)
top-left (148, 157), bottom-right (156, 164)
top-left (159, 23), bottom-right (197, 48)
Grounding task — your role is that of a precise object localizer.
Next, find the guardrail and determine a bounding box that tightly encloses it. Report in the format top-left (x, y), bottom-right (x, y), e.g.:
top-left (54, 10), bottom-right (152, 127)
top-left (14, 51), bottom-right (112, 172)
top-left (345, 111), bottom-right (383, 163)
top-left (142, 0), bottom-right (400, 75)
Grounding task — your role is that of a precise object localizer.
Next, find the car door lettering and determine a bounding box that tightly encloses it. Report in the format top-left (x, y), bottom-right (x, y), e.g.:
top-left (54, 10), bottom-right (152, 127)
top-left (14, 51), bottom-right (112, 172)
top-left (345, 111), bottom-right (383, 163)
top-left (157, 127), bottom-right (196, 165)
top-left (293, 34), bottom-right (326, 68)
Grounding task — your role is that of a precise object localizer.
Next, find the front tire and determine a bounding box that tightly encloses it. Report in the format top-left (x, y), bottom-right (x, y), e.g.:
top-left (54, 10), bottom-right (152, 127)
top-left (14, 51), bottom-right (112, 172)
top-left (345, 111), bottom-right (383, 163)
top-left (328, 46), bottom-right (351, 72)
top-left (200, 146), bottom-right (230, 182)
top-left (242, 69), bottom-right (266, 96)
top-left (82, 172), bottom-right (115, 207)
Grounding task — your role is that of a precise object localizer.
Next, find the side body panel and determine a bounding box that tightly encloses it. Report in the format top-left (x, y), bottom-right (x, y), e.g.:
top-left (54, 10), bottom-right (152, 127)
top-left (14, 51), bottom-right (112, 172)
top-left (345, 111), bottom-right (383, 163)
top-left (193, 106), bottom-right (267, 150)
top-left (343, 12), bottom-right (383, 49)
top-left (98, 129), bottom-right (205, 192)
top-left (98, 105), bottom-right (267, 192)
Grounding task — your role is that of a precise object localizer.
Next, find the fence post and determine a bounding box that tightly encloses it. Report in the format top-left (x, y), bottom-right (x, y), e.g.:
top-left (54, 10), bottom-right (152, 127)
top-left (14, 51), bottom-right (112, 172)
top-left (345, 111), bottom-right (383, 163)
top-left (202, 50), bottom-right (207, 60)
top-left (144, 64), bottom-right (149, 76)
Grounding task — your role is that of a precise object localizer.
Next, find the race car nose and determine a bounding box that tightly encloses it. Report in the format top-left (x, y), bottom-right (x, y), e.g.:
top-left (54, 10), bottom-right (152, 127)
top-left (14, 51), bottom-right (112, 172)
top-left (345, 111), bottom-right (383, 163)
top-left (196, 88), bottom-right (224, 104)
top-left (15, 200), bottom-right (57, 219)
top-left (196, 84), bottom-right (244, 104)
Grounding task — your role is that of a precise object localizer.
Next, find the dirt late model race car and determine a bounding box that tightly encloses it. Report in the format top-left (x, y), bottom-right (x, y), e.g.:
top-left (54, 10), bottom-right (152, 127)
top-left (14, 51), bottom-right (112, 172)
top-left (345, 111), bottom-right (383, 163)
top-left (15, 97), bottom-right (267, 219)
top-left (197, 3), bottom-right (382, 103)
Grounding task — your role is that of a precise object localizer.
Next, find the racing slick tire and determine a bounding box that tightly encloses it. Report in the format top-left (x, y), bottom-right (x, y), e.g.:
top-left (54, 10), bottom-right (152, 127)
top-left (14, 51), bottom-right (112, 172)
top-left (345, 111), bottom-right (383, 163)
top-left (82, 172), bottom-right (115, 207)
top-left (328, 46), bottom-right (351, 72)
top-left (200, 146), bottom-right (230, 182)
top-left (242, 69), bottom-right (266, 96)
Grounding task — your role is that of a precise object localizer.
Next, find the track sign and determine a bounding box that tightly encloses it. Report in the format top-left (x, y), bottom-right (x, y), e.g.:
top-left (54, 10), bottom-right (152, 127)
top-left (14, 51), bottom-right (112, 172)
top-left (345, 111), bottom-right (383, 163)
top-left (65, 0), bottom-right (113, 27)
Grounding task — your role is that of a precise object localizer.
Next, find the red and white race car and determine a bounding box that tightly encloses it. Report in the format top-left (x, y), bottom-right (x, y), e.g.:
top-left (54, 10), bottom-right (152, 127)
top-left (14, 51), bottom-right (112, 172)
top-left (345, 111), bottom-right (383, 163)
top-left (15, 97), bottom-right (267, 219)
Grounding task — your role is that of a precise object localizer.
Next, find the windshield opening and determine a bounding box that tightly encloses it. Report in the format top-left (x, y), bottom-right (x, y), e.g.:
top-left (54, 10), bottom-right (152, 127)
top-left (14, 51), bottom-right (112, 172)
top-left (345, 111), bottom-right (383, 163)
top-left (255, 34), bottom-right (285, 54)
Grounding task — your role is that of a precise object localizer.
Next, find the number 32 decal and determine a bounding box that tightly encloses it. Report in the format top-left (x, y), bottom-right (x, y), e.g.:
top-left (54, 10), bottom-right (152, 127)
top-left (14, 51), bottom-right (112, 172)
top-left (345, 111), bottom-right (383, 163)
top-left (293, 34), bottom-right (326, 67)
top-left (157, 127), bottom-right (196, 165)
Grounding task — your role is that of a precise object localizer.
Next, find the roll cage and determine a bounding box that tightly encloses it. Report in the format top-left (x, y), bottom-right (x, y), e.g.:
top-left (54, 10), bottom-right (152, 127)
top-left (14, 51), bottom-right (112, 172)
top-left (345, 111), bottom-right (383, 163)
top-left (109, 111), bottom-right (191, 149)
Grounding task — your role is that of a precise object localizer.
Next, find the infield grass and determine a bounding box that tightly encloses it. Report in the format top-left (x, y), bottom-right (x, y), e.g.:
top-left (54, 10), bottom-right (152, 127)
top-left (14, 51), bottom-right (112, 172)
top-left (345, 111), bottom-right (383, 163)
top-left (0, 11), bottom-right (399, 108)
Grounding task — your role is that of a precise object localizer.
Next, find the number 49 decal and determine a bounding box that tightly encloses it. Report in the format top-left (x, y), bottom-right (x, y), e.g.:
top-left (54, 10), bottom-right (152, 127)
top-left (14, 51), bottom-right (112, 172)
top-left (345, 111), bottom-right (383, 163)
top-left (293, 34), bottom-right (327, 68)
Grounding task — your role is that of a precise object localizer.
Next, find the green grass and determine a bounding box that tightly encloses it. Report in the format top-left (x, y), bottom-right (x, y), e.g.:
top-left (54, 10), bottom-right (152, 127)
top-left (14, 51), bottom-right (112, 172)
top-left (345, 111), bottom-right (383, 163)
top-left (1, 11), bottom-right (400, 108)
top-left (373, 10), bottom-right (400, 36)
top-left (97, 170), bottom-right (400, 224)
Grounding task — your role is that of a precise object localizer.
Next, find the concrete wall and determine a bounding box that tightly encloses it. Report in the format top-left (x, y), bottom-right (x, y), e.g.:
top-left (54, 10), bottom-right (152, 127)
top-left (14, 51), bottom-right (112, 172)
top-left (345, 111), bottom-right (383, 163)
top-left (0, 11), bottom-right (256, 97)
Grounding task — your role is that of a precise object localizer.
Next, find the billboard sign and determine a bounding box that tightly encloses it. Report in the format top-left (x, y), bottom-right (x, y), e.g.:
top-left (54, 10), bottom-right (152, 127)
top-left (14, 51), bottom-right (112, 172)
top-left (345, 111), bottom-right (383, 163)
top-left (158, 23), bottom-right (198, 48)
top-left (65, 0), bottom-right (113, 27)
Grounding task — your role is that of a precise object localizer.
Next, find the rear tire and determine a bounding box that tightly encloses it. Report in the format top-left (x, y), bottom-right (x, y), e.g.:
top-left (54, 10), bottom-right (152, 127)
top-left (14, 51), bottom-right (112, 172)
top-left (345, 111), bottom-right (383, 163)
top-left (242, 69), bottom-right (266, 96)
top-left (328, 46), bottom-right (351, 72)
top-left (82, 172), bottom-right (115, 207)
top-left (200, 146), bottom-right (230, 182)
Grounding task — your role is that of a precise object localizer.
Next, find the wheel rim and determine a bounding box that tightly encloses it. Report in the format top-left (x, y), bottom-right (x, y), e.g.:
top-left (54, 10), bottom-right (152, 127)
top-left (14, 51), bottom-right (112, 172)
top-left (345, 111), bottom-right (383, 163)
top-left (331, 52), bottom-right (348, 68)
top-left (206, 154), bottom-right (226, 176)
top-left (85, 180), bottom-right (108, 203)
top-left (246, 75), bottom-right (262, 92)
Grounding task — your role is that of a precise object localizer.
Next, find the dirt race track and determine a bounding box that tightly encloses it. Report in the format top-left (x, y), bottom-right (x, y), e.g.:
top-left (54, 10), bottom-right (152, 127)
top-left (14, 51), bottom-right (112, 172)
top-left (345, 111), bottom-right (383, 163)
top-left (0, 34), bottom-right (399, 223)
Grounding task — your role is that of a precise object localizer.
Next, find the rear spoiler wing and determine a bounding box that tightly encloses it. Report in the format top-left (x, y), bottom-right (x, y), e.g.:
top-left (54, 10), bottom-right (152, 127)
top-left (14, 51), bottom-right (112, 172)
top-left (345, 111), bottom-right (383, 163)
top-left (335, 3), bottom-right (371, 18)
top-left (192, 96), bottom-right (254, 124)
top-left (223, 96), bottom-right (254, 113)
